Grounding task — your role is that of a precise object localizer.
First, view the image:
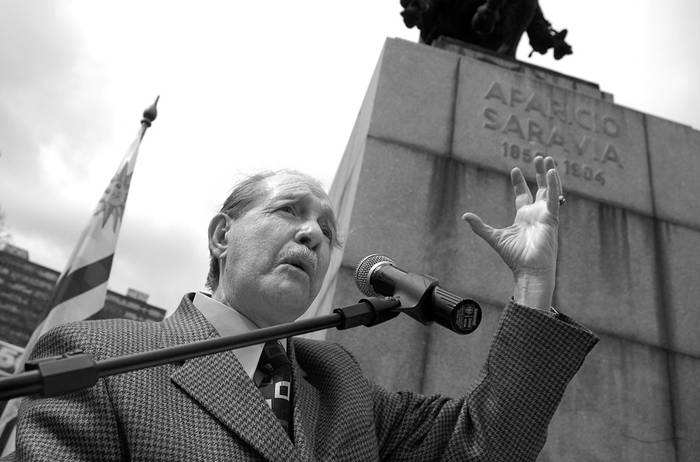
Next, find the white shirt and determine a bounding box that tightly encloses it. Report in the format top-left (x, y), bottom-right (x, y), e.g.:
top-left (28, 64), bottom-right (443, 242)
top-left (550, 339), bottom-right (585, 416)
top-left (192, 291), bottom-right (283, 379)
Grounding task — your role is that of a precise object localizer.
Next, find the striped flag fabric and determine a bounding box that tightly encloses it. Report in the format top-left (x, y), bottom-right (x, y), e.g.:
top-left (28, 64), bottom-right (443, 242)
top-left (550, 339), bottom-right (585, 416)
top-left (0, 99), bottom-right (158, 457)
top-left (298, 134), bottom-right (363, 340)
top-left (299, 59), bottom-right (382, 339)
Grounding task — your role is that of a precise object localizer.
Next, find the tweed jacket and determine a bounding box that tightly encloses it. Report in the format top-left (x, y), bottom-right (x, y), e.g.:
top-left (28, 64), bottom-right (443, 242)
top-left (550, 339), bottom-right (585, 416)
top-left (7, 294), bottom-right (597, 461)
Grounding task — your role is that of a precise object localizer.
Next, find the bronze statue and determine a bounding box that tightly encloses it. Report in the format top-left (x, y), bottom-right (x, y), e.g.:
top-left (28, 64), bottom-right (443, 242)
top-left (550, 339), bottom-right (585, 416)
top-left (399, 0), bottom-right (572, 60)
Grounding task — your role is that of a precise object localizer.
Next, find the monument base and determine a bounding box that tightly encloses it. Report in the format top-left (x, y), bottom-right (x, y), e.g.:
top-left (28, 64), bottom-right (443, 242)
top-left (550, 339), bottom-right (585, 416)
top-left (327, 37), bottom-right (700, 460)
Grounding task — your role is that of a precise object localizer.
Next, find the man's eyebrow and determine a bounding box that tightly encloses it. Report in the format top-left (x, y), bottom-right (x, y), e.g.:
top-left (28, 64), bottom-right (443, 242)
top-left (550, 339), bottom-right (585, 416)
top-left (263, 193), bottom-right (298, 207)
top-left (278, 193), bottom-right (303, 202)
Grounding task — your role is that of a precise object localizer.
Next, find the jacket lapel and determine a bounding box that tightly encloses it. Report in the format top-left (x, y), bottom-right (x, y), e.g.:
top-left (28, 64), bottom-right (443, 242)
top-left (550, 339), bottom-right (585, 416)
top-left (163, 296), bottom-right (299, 462)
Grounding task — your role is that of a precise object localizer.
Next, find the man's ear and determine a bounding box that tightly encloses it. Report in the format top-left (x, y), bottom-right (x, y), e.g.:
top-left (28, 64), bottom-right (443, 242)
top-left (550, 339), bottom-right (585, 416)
top-left (208, 213), bottom-right (231, 259)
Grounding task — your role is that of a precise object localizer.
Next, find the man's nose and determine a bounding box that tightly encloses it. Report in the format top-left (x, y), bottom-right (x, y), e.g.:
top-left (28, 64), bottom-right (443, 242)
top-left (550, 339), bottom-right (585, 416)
top-left (294, 219), bottom-right (322, 250)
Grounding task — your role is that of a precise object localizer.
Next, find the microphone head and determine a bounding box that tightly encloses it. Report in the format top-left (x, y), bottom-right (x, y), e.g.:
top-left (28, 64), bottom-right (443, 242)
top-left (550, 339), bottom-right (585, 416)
top-left (354, 254), bottom-right (394, 296)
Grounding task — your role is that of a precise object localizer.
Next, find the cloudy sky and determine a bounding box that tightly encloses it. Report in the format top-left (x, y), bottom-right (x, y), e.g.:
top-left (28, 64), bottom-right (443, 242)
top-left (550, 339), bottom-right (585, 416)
top-left (1, 0), bottom-right (699, 314)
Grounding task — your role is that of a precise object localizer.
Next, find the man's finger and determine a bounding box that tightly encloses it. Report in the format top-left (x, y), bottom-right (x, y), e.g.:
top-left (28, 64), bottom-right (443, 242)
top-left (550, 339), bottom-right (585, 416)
top-left (534, 156), bottom-right (546, 190)
top-left (545, 169), bottom-right (561, 215)
top-left (462, 212), bottom-right (498, 247)
top-left (544, 156), bottom-right (556, 172)
top-left (544, 156), bottom-right (564, 201)
top-left (511, 167), bottom-right (532, 209)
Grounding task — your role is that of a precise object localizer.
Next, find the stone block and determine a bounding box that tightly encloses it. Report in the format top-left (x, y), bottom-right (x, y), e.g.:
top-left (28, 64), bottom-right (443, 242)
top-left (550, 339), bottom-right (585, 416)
top-left (554, 197), bottom-right (663, 348)
top-left (646, 115), bottom-right (700, 229)
top-left (453, 53), bottom-right (653, 216)
top-left (672, 353), bottom-right (700, 461)
top-left (368, 38), bottom-right (459, 156)
top-left (657, 223), bottom-right (700, 356)
top-left (540, 335), bottom-right (676, 461)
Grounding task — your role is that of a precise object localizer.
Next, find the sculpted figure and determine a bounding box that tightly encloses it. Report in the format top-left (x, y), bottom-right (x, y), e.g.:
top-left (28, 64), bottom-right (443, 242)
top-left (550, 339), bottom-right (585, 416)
top-left (400, 0), bottom-right (572, 60)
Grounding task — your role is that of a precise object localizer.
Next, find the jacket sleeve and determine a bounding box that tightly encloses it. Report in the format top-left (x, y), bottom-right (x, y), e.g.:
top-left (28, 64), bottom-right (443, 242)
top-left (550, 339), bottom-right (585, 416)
top-left (12, 324), bottom-right (125, 462)
top-left (372, 301), bottom-right (599, 461)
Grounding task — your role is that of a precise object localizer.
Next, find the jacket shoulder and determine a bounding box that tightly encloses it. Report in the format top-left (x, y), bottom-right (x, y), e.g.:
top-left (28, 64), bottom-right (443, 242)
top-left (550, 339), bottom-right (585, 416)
top-left (29, 318), bottom-right (163, 363)
top-left (292, 338), bottom-right (365, 380)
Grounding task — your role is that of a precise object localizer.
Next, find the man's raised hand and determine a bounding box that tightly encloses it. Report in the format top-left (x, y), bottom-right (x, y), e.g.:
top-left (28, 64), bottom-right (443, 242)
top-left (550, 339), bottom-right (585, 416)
top-left (462, 156), bottom-right (562, 310)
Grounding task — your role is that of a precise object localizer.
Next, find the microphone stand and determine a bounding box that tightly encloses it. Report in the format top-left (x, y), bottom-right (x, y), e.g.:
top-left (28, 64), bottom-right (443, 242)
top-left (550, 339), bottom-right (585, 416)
top-left (0, 297), bottom-right (401, 401)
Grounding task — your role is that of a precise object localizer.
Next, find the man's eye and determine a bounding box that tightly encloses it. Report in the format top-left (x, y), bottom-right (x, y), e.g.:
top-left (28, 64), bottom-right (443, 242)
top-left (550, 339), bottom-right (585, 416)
top-left (278, 205), bottom-right (295, 215)
top-left (321, 224), bottom-right (333, 240)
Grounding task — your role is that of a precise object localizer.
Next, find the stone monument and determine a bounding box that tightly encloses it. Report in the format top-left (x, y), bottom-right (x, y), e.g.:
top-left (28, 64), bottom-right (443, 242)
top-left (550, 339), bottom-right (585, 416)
top-left (325, 37), bottom-right (700, 460)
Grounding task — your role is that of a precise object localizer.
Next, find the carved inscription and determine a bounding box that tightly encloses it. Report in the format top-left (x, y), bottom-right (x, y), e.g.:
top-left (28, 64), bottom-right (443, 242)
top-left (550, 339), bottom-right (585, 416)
top-left (481, 81), bottom-right (624, 186)
top-left (501, 142), bottom-right (605, 185)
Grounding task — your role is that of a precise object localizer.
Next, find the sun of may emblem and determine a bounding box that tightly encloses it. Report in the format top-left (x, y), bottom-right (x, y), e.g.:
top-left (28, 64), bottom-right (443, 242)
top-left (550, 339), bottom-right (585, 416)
top-left (94, 163), bottom-right (133, 232)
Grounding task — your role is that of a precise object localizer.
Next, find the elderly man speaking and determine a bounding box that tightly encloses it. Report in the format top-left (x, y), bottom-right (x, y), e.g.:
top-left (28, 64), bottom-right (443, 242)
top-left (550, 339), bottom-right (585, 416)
top-left (5, 155), bottom-right (597, 461)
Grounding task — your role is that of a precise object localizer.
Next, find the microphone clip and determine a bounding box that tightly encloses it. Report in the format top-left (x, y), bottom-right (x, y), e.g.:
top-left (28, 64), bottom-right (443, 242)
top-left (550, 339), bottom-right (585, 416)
top-left (333, 297), bottom-right (402, 330)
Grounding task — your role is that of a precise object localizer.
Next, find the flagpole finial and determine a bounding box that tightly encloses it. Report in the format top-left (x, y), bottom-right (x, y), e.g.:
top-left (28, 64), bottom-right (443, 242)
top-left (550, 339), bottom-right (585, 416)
top-left (141, 96), bottom-right (159, 127)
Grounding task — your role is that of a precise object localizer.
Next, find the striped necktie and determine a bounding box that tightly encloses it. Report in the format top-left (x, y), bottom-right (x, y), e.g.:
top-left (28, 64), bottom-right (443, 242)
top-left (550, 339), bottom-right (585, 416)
top-left (254, 341), bottom-right (293, 438)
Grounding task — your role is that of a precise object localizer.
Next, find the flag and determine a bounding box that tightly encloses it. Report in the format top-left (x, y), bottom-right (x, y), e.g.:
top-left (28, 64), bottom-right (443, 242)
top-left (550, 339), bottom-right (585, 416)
top-left (0, 98), bottom-right (158, 457)
top-left (300, 55), bottom-right (384, 339)
top-left (299, 135), bottom-right (365, 340)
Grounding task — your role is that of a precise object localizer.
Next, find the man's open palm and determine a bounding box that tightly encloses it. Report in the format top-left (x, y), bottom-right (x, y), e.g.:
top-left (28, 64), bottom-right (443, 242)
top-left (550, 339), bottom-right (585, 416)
top-left (463, 156), bottom-right (562, 285)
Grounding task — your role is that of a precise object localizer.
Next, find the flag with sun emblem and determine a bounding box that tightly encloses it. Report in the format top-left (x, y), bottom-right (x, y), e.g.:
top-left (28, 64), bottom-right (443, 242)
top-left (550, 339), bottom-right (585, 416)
top-left (96, 161), bottom-right (133, 232)
top-left (0, 98), bottom-right (158, 458)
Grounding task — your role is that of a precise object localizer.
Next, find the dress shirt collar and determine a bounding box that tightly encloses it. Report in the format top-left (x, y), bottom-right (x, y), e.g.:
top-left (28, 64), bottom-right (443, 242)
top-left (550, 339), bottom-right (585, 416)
top-left (193, 291), bottom-right (286, 379)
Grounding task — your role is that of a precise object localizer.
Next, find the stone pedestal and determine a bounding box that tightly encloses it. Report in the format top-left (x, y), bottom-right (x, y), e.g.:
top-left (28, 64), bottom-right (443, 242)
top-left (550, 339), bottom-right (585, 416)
top-left (327, 37), bottom-right (700, 461)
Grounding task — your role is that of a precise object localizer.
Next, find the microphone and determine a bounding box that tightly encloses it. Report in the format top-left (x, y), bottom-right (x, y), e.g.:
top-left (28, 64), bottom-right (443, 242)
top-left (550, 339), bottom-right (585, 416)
top-left (354, 254), bottom-right (482, 335)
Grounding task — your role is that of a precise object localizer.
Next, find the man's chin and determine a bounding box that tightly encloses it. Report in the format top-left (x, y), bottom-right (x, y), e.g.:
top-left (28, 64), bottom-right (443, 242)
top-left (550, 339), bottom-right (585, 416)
top-left (275, 266), bottom-right (316, 294)
top-left (254, 270), bottom-right (321, 324)
top-left (267, 285), bottom-right (312, 317)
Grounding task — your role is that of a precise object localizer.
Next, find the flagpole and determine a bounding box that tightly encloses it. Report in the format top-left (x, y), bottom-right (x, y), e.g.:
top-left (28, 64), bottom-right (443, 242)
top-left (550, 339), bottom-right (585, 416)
top-left (141, 95), bottom-right (159, 130)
